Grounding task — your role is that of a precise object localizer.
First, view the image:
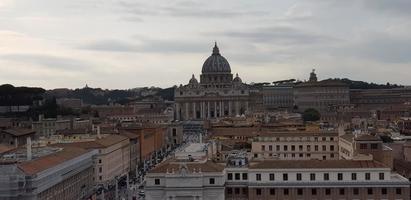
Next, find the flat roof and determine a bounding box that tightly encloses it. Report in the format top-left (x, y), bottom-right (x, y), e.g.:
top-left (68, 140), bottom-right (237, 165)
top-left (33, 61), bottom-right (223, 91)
top-left (249, 160), bottom-right (387, 169)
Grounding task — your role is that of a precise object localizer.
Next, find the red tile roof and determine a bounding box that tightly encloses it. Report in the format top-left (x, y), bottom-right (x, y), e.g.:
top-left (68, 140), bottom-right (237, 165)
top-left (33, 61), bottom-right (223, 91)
top-left (17, 146), bottom-right (91, 175)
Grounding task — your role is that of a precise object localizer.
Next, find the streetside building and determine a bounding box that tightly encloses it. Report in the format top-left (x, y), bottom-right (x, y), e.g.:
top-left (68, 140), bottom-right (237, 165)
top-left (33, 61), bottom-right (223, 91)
top-left (62, 134), bottom-right (130, 186)
top-left (0, 128), bottom-right (36, 147)
top-left (0, 146), bottom-right (97, 200)
top-left (251, 130), bottom-right (339, 160)
top-left (225, 160), bottom-right (410, 200)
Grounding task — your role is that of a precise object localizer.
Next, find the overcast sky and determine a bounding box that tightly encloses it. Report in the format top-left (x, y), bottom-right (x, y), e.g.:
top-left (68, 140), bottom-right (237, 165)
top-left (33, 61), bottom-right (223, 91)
top-left (0, 0), bottom-right (410, 89)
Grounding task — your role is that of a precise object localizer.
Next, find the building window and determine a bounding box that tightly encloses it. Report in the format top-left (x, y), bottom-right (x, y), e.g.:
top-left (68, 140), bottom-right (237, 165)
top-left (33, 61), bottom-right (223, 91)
top-left (360, 143), bottom-right (368, 149)
top-left (228, 173), bottom-right (233, 180)
top-left (227, 188), bottom-right (232, 195)
top-left (324, 173), bottom-right (329, 181)
top-left (339, 188), bottom-right (345, 195)
top-left (99, 176), bottom-right (102, 181)
top-left (269, 145), bottom-right (272, 151)
top-left (307, 145), bottom-right (311, 151)
top-left (276, 145), bottom-right (280, 151)
top-left (379, 173), bottom-right (384, 180)
top-left (261, 145), bottom-right (265, 151)
top-left (367, 188), bottom-right (373, 195)
top-left (396, 188), bottom-right (402, 195)
top-left (291, 145), bottom-right (295, 151)
top-left (284, 189), bottom-right (289, 195)
top-left (209, 178), bottom-right (215, 184)
top-left (365, 173), bottom-right (371, 180)
top-left (234, 188), bottom-right (240, 194)
top-left (99, 159), bottom-right (102, 163)
top-left (381, 188), bottom-right (387, 195)
top-left (283, 173), bottom-right (288, 181)
top-left (352, 173), bottom-right (357, 180)
top-left (297, 188), bottom-right (303, 195)
top-left (310, 173), bottom-right (316, 181)
top-left (315, 145), bottom-right (318, 151)
top-left (235, 173), bottom-right (240, 180)
top-left (270, 188), bottom-right (275, 195)
top-left (256, 174), bottom-right (261, 181)
top-left (269, 173), bottom-right (275, 181)
top-left (325, 188), bottom-right (331, 195)
top-left (256, 189), bottom-right (262, 196)
top-left (338, 173), bottom-right (343, 181)
top-left (284, 145), bottom-right (288, 151)
top-left (312, 188), bottom-right (317, 195)
top-left (330, 145), bottom-right (335, 151)
top-left (371, 143), bottom-right (378, 149)
top-left (299, 145), bottom-right (303, 151)
top-left (99, 167), bottom-right (102, 173)
top-left (353, 188), bottom-right (359, 195)
top-left (155, 179), bottom-right (160, 185)
top-left (242, 173), bottom-right (248, 180)
top-left (322, 145), bottom-right (326, 151)
top-left (242, 188), bottom-right (248, 195)
top-left (296, 173), bottom-right (302, 181)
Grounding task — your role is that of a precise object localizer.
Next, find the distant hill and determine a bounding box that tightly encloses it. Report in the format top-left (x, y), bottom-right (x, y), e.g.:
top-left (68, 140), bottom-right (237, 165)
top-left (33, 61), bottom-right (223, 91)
top-left (46, 86), bottom-right (175, 105)
top-left (325, 78), bottom-right (402, 89)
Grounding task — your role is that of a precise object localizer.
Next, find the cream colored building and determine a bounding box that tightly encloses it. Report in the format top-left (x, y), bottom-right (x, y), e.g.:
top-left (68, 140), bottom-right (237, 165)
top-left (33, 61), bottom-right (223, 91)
top-left (251, 130), bottom-right (339, 160)
top-left (65, 134), bottom-right (130, 186)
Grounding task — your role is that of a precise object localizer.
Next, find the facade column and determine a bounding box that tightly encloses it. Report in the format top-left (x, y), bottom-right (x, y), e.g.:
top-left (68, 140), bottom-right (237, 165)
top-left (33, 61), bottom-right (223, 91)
top-left (228, 101), bottom-right (232, 116)
top-left (193, 102), bottom-right (196, 119)
top-left (202, 102), bottom-right (206, 119)
top-left (220, 101), bottom-right (223, 117)
top-left (185, 102), bottom-right (189, 120)
top-left (235, 101), bottom-right (240, 116)
top-left (175, 103), bottom-right (180, 120)
top-left (207, 101), bottom-right (210, 119)
top-left (214, 101), bottom-right (217, 118)
top-left (245, 101), bottom-right (249, 114)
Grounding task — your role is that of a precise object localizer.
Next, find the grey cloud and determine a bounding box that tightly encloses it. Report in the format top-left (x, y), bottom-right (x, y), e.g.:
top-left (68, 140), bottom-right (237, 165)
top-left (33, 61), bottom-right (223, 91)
top-left (115, 0), bottom-right (265, 19)
top-left (217, 26), bottom-right (341, 45)
top-left (0, 54), bottom-right (94, 71)
top-left (361, 0), bottom-right (411, 16)
top-left (80, 39), bottom-right (207, 54)
top-left (338, 35), bottom-right (411, 63)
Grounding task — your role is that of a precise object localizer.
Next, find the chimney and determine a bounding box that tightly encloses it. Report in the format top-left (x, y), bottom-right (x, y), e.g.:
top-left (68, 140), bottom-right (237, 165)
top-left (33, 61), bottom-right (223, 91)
top-left (97, 126), bottom-right (102, 139)
top-left (27, 137), bottom-right (32, 161)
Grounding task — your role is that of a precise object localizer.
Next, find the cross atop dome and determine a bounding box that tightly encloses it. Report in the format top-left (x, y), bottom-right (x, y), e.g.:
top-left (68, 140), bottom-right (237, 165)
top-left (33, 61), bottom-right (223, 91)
top-left (212, 41), bottom-right (220, 56)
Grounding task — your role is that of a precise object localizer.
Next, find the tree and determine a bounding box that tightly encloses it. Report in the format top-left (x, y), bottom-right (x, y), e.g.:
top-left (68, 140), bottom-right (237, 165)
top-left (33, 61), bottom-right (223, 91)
top-left (303, 108), bottom-right (321, 122)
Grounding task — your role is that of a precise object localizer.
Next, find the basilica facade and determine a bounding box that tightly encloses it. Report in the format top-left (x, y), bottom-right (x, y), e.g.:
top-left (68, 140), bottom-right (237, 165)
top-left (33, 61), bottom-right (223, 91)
top-left (174, 43), bottom-right (259, 121)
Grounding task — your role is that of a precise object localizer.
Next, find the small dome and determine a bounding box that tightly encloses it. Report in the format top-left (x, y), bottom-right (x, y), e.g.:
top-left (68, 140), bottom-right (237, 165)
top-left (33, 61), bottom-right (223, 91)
top-left (189, 74), bottom-right (198, 84)
top-left (233, 73), bottom-right (242, 83)
top-left (201, 42), bottom-right (231, 73)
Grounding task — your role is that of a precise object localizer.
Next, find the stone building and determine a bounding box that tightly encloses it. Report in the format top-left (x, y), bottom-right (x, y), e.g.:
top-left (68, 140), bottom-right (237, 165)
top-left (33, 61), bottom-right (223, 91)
top-left (251, 130), bottom-right (339, 160)
top-left (175, 43), bottom-right (260, 121)
top-left (294, 70), bottom-right (350, 121)
top-left (225, 160), bottom-right (410, 200)
top-left (0, 146), bottom-right (97, 200)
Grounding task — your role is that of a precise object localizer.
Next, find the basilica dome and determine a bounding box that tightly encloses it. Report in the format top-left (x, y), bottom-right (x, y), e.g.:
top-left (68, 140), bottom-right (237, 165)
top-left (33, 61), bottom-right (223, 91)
top-left (201, 43), bottom-right (231, 74)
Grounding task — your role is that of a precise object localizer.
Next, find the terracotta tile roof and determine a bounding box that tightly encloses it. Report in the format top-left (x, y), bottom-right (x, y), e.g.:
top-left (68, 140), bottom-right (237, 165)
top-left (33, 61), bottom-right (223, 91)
top-left (119, 130), bottom-right (139, 139)
top-left (17, 146), bottom-right (91, 175)
top-left (0, 144), bottom-right (15, 154)
top-left (249, 160), bottom-right (387, 169)
top-left (150, 160), bottom-right (225, 173)
top-left (95, 134), bottom-right (128, 147)
top-left (2, 128), bottom-right (35, 137)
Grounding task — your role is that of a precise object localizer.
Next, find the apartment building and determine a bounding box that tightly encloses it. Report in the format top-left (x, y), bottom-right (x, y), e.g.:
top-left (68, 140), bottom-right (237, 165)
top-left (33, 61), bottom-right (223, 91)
top-left (251, 130), bottom-right (339, 160)
top-left (225, 160), bottom-right (410, 200)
